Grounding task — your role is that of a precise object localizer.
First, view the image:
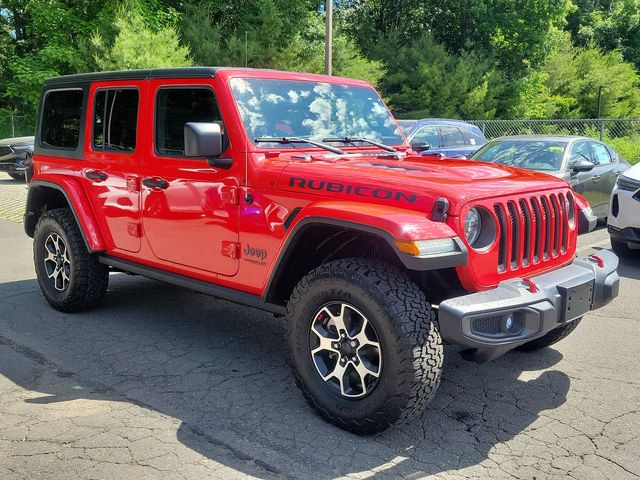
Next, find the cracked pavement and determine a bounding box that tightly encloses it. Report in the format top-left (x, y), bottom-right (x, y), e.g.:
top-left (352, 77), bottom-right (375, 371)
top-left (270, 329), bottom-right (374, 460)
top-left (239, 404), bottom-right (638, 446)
top-left (0, 172), bottom-right (638, 479)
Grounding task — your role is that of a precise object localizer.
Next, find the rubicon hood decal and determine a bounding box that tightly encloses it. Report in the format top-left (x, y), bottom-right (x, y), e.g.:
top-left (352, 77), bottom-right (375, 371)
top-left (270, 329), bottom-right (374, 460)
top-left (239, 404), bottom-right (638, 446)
top-left (288, 176), bottom-right (418, 204)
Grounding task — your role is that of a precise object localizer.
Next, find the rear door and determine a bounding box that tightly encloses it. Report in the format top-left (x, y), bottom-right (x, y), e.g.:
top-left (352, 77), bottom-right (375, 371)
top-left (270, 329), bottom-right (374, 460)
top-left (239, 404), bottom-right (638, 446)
top-left (83, 82), bottom-right (144, 253)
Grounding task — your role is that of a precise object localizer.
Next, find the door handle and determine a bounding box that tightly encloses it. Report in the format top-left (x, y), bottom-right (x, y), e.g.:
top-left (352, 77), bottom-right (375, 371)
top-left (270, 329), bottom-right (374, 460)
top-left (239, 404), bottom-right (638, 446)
top-left (85, 169), bottom-right (108, 181)
top-left (142, 177), bottom-right (169, 190)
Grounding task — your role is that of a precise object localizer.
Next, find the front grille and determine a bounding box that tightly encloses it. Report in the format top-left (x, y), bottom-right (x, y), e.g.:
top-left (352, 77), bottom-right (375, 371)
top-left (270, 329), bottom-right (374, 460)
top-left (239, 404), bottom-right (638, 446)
top-left (494, 192), bottom-right (570, 272)
top-left (0, 146), bottom-right (12, 157)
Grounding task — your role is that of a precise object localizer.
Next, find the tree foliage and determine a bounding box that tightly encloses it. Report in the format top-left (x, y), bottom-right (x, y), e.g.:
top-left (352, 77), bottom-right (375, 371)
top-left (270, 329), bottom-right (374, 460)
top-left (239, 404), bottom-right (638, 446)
top-left (92, 7), bottom-right (191, 70)
top-left (1, 0), bottom-right (640, 123)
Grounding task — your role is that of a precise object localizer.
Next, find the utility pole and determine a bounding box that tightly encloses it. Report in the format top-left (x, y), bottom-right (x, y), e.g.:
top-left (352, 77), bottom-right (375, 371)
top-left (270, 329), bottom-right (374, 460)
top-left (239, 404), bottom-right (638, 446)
top-left (324, 0), bottom-right (332, 76)
top-left (597, 85), bottom-right (609, 141)
top-left (597, 85), bottom-right (606, 119)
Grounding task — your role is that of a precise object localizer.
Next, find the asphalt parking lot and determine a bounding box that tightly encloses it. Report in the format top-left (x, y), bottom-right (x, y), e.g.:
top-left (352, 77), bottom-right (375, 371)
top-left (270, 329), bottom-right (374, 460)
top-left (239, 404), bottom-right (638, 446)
top-left (0, 172), bottom-right (638, 480)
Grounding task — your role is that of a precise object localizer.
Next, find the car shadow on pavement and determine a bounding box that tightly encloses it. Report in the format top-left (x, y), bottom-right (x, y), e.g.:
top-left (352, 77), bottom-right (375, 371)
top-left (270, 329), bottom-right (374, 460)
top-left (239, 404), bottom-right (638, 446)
top-left (0, 274), bottom-right (570, 478)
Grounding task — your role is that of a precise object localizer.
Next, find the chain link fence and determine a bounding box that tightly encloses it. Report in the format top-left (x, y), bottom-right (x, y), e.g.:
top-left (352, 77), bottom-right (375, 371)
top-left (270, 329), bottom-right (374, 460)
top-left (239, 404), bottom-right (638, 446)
top-left (0, 112), bottom-right (35, 139)
top-left (467, 118), bottom-right (640, 164)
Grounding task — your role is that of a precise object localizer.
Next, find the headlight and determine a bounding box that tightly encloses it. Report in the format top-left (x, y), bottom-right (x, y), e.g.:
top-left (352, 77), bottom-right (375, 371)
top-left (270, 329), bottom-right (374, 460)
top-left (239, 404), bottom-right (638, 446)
top-left (464, 208), bottom-right (481, 246)
top-left (565, 194), bottom-right (575, 229)
top-left (12, 145), bottom-right (33, 152)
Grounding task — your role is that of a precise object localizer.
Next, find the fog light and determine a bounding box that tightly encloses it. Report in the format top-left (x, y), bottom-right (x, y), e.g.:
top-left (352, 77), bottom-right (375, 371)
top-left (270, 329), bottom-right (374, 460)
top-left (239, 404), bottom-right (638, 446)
top-left (505, 314), bottom-right (514, 330)
top-left (501, 312), bottom-right (524, 335)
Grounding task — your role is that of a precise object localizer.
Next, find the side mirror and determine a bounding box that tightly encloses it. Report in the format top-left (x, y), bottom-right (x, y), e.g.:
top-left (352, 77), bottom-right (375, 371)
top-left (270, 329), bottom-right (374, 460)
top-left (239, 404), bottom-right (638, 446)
top-left (184, 122), bottom-right (232, 169)
top-left (411, 141), bottom-right (430, 153)
top-left (571, 158), bottom-right (595, 174)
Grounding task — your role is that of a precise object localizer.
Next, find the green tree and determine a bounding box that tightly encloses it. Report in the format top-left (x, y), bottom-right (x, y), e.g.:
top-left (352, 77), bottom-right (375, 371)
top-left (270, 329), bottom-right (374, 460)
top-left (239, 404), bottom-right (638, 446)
top-left (543, 37), bottom-right (640, 118)
top-left (369, 34), bottom-right (512, 119)
top-left (273, 14), bottom-right (385, 86)
top-left (92, 7), bottom-right (191, 70)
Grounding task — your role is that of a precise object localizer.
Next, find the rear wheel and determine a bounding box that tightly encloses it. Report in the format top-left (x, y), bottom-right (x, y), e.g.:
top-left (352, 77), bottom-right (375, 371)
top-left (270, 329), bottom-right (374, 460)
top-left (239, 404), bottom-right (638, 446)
top-left (286, 258), bottom-right (443, 434)
top-left (516, 317), bottom-right (582, 351)
top-left (611, 238), bottom-right (640, 258)
top-left (34, 208), bottom-right (109, 312)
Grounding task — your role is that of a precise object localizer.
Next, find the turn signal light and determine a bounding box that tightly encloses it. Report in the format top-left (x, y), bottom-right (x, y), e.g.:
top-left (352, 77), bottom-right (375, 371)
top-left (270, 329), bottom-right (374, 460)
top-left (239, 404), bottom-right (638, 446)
top-left (394, 238), bottom-right (457, 256)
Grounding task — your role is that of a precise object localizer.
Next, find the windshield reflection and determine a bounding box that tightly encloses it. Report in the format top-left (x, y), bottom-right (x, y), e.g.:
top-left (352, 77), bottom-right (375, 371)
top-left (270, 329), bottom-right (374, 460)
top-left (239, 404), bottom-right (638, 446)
top-left (230, 78), bottom-right (403, 148)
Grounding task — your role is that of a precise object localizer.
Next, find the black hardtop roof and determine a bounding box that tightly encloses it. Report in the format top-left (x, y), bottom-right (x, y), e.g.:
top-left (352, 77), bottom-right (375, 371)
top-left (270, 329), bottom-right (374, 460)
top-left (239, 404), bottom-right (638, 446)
top-left (43, 67), bottom-right (272, 86)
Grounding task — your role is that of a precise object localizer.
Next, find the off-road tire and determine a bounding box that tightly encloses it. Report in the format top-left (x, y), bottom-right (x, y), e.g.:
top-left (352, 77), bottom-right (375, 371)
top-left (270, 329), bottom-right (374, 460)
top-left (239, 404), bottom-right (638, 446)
top-left (611, 238), bottom-right (640, 258)
top-left (8, 173), bottom-right (24, 181)
top-left (516, 317), bottom-right (583, 351)
top-left (286, 258), bottom-right (443, 434)
top-left (34, 208), bottom-right (109, 312)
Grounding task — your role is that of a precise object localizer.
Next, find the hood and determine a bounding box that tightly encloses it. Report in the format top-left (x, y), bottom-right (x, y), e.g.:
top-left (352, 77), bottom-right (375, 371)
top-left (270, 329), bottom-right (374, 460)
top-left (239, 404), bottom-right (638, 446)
top-left (276, 153), bottom-right (570, 215)
top-left (622, 163), bottom-right (640, 181)
top-left (0, 136), bottom-right (34, 147)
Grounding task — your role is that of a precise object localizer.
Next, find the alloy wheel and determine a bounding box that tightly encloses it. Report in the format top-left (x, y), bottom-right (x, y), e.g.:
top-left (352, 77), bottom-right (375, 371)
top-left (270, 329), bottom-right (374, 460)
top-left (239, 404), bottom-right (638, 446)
top-left (309, 302), bottom-right (382, 399)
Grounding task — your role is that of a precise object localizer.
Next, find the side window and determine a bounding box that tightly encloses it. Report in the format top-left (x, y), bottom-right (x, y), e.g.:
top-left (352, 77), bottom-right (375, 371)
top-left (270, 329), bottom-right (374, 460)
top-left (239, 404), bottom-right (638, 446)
top-left (462, 129), bottom-right (482, 146)
top-left (155, 88), bottom-right (223, 157)
top-left (440, 126), bottom-right (465, 147)
top-left (568, 141), bottom-right (592, 168)
top-left (93, 89), bottom-right (139, 153)
top-left (41, 89), bottom-right (84, 149)
top-left (591, 142), bottom-right (612, 165)
top-left (411, 126), bottom-right (439, 147)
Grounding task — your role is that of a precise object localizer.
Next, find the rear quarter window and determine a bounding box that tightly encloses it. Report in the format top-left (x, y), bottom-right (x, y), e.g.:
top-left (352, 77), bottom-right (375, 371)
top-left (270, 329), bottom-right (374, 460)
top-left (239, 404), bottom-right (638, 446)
top-left (41, 89), bottom-right (84, 150)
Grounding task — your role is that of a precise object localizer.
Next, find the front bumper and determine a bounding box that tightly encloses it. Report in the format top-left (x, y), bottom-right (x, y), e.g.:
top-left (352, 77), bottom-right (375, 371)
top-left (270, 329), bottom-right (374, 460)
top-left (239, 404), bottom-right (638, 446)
top-left (0, 153), bottom-right (28, 175)
top-left (438, 250), bottom-right (619, 362)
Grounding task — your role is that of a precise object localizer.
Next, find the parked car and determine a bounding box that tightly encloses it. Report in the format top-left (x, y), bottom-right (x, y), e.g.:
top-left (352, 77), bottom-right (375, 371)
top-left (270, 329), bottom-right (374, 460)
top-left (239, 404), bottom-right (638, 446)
top-left (25, 68), bottom-right (619, 434)
top-left (0, 135), bottom-right (34, 180)
top-left (471, 136), bottom-right (630, 222)
top-left (608, 163), bottom-right (640, 257)
top-left (399, 119), bottom-right (487, 158)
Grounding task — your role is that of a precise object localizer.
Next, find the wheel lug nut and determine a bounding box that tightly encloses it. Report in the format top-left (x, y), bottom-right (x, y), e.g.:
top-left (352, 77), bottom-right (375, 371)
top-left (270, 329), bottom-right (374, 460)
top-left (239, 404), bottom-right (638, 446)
top-left (340, 333), bottom-right (346, 339)
top-left (340, 357), bottom-right (347, 365)
top-left (351, 356), bottom-right (357, 363)
top-left (332, 342), bottom-right (340, 349)
top-left (350, 340), bottom-right (357, 348)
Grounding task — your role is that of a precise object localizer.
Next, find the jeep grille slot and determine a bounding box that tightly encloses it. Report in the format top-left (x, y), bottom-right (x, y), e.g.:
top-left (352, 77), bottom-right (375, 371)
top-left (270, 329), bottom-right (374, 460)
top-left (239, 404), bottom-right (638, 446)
top-left (494, 204), bottom-right (507, 272)
top-left (493, 192), bottom-right (569, 273)
top-left (507, 202), bottom-right (520, 269)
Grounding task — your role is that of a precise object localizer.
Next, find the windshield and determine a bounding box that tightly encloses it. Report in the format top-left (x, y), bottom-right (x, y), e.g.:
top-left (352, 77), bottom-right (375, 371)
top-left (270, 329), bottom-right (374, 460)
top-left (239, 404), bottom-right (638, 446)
top-left (472, 140), bottom-right (567, 172)
top-left (230, 78), bottom-right (404, 148)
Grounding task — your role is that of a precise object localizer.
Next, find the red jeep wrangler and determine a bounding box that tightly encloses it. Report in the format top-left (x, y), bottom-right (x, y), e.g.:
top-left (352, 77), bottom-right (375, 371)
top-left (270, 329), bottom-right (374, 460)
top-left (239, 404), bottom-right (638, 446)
top-left (24, 68), bottom-right (619, 433)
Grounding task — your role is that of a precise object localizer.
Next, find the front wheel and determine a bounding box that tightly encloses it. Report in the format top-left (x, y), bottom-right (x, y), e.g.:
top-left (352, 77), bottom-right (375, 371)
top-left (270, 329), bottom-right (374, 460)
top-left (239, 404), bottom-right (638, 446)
top-left (611, 238), bottom-right (640, 258)
top-left (286, 258), bottom-right (443, 434)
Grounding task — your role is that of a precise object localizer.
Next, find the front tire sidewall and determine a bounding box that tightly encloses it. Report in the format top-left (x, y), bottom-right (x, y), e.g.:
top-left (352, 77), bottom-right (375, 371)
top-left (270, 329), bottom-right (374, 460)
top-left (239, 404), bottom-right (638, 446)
top-left (288, 277), bottom-right (416, 427)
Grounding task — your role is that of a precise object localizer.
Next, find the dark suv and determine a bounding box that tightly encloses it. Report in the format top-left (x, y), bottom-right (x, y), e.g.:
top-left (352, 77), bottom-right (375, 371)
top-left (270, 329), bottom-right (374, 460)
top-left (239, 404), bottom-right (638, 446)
top-left (0, 136), bottom-right (34, 180)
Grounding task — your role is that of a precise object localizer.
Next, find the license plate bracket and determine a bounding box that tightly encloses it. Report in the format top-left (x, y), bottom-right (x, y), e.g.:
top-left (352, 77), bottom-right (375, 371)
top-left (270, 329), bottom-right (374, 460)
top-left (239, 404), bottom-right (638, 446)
top-left (558, 280), bottom-right (594, 322)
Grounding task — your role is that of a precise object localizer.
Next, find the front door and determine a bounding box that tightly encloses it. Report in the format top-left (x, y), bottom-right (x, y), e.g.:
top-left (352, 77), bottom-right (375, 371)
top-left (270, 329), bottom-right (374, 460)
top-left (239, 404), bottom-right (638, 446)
top-left (140, 83), bottom-right (239, 276)
top-left (589, 141), bottom-right (619, 217)
top-left (567, 141), bottom-right (600, 213)
top-left (83, 82), bottom-right (143, 253)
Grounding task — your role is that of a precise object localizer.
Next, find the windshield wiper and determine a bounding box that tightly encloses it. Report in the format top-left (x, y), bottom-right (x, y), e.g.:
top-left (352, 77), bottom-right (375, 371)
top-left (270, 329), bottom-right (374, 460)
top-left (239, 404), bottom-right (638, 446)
top-left (323, 137), bottom-right (398, 154)
top-left (254, 137), bottom-right (346, 155)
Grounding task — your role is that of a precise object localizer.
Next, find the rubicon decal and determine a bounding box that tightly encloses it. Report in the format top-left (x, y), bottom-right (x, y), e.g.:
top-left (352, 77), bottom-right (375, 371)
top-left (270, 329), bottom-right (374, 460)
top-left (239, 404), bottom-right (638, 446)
top-left (288, 177), bottom-right (418, 204)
